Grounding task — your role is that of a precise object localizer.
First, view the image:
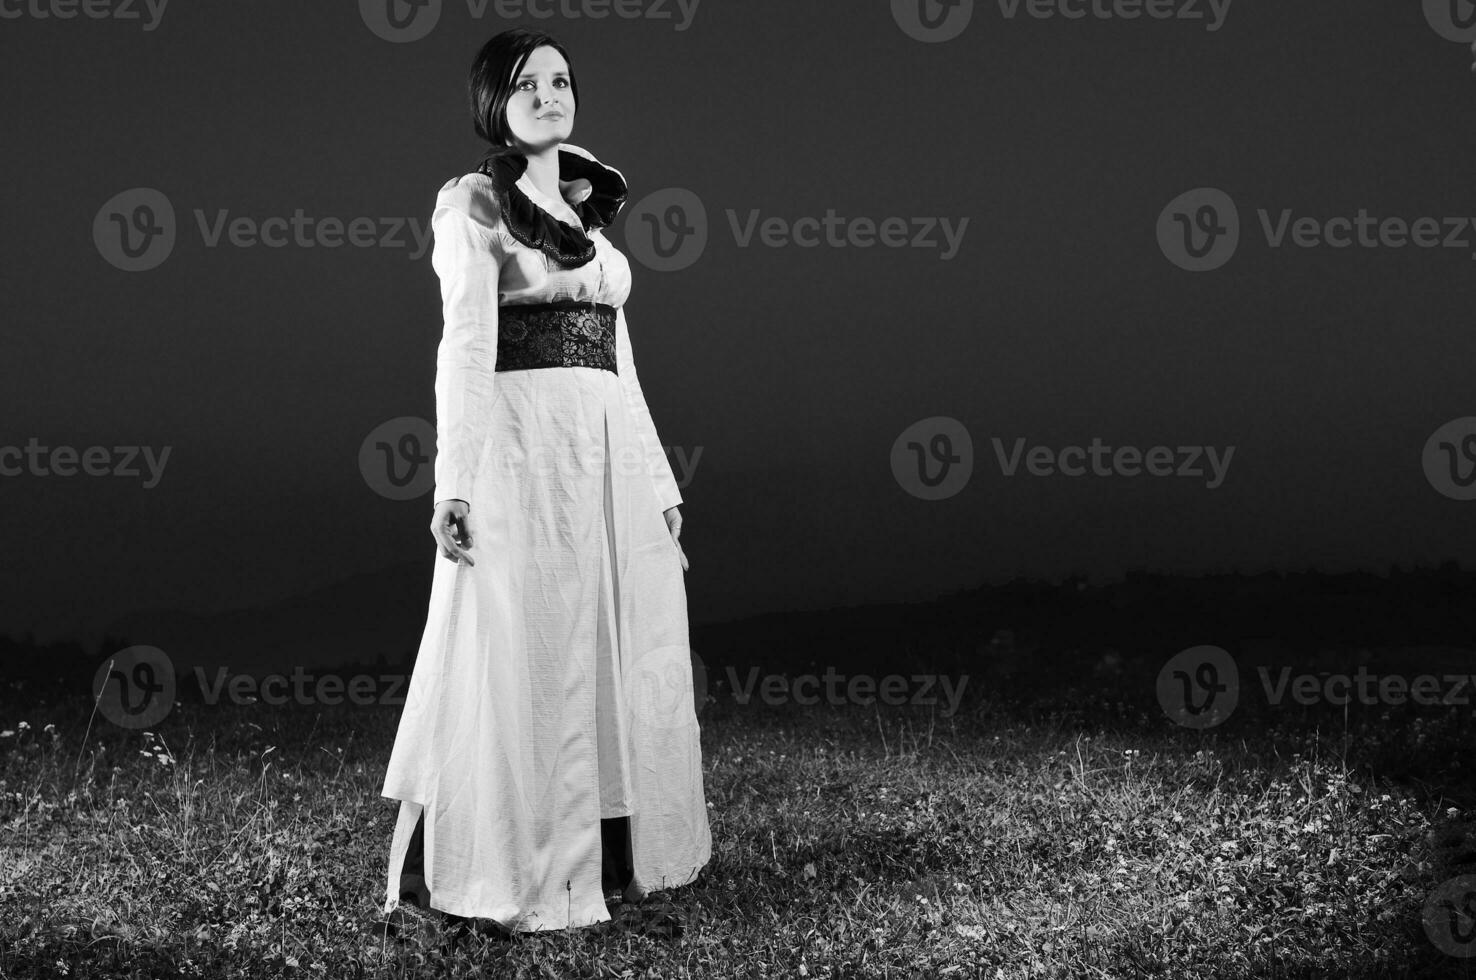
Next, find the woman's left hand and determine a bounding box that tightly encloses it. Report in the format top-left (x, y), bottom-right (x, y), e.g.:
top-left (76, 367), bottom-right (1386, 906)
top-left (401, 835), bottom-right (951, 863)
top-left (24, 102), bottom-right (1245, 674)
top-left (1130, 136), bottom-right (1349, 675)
top-left (664, 505), bottom-right (688, 572)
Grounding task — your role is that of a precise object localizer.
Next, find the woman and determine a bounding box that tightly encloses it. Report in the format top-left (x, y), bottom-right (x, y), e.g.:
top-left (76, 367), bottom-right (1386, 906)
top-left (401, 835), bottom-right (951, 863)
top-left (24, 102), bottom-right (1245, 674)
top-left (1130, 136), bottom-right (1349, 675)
top-left (379, 27), bottom-right (711, 934)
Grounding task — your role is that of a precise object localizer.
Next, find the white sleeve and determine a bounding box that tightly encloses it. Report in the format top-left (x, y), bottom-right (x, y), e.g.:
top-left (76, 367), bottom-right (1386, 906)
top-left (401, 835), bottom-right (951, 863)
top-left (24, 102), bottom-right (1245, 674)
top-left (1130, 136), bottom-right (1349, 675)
top-left (430, 201), bottom-right (505, 509)
top-left (615, 306), bottom-right (683, 513)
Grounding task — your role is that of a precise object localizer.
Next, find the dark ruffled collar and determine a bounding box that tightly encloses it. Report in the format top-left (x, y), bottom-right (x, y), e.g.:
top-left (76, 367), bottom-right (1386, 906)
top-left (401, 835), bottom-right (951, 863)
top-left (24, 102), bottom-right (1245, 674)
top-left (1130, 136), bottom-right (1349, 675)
top-left (473, 143), bottom-right (628, 269)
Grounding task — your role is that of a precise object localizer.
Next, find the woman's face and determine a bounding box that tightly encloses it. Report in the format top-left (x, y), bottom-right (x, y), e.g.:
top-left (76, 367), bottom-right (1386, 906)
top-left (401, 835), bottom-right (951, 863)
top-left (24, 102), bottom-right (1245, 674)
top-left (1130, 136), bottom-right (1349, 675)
top-left (503, 45), bottom-right (575, 150)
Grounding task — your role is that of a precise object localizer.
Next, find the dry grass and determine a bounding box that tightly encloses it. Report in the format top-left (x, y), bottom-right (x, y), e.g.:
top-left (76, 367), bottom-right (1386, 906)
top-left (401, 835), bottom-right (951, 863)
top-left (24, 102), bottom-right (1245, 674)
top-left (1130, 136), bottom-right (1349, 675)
top-left (1, 672), bottom-right (1474, 978)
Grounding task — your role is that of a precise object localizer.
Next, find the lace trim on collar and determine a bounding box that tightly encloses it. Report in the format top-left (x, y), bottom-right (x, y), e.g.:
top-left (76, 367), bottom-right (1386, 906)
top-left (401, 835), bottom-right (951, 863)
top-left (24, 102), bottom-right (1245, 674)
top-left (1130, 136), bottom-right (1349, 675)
top-left (474, 146), bottom-right (628, 269)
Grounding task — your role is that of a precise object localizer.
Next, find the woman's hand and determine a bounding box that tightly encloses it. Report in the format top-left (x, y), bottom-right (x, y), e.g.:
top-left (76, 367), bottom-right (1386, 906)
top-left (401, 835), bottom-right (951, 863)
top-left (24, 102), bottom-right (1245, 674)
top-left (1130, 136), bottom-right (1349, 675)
top-left (431, 499), bottom-right (475, 566)
top-left (664, 505), bottom-right (688, 572)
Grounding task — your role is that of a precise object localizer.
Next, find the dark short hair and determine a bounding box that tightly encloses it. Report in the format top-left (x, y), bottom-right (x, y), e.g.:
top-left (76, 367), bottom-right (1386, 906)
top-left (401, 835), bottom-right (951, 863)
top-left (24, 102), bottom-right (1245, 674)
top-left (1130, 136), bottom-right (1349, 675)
top-left (468, 28), bottom-right (580, 150)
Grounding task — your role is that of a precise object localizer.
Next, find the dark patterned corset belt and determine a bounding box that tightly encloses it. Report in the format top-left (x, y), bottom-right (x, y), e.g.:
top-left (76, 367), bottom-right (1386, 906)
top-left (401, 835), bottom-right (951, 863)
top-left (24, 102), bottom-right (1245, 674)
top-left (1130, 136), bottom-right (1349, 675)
top-left (495, 300), bottom-right (618, 375)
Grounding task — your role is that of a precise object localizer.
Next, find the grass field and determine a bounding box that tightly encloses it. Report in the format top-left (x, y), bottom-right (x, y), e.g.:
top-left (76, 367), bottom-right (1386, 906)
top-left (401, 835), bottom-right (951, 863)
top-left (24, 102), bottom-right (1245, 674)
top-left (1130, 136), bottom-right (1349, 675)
top-left (2, 662), bottom-right (1476, 979)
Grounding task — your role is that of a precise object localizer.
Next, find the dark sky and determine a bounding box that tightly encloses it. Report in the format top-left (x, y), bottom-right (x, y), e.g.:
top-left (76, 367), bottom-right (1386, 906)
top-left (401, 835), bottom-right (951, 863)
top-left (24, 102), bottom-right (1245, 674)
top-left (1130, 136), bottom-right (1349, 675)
top-left (4, 1), bottom-right (1476, 651)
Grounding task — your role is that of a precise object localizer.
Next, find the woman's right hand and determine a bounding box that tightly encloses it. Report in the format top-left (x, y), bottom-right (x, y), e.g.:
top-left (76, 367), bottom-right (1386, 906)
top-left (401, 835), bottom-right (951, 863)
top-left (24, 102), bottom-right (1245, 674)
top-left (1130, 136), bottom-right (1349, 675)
top-left (431, 499), bottom-right (475, 566)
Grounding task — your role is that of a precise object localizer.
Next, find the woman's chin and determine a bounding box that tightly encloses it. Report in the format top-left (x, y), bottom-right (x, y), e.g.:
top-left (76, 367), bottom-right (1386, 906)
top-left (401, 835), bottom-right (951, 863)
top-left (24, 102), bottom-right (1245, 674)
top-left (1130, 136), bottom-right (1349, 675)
top-left (512, 130), bottom-right (570, 151)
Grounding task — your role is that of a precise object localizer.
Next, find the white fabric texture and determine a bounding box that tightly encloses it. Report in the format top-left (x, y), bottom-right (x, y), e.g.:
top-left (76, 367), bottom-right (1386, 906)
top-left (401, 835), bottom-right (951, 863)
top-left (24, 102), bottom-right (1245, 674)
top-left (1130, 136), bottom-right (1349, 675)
top-left (379, 143), bottom-right (711, 931)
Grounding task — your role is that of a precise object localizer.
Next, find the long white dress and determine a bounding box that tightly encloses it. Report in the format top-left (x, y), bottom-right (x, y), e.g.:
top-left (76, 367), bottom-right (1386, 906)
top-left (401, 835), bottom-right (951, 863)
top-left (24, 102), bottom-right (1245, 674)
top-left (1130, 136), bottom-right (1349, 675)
top-left (379, 142), bottom-right (711, 931)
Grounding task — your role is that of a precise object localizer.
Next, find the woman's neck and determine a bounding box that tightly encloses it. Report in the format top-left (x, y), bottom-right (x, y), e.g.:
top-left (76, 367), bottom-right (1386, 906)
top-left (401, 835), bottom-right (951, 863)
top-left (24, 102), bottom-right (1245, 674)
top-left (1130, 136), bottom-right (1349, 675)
top-left (521, 145), bottom-right (562, 205)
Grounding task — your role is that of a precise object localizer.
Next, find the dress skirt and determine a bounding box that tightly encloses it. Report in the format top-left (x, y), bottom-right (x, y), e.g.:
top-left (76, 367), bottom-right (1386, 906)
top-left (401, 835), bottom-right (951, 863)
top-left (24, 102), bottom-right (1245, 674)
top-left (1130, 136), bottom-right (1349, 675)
top-left (379, 362), bottom-right (711, 931)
